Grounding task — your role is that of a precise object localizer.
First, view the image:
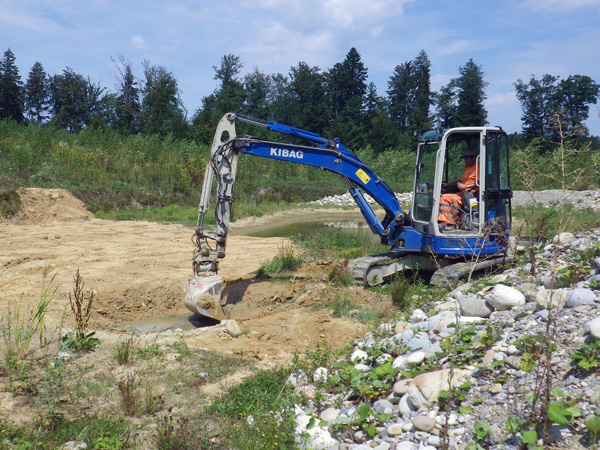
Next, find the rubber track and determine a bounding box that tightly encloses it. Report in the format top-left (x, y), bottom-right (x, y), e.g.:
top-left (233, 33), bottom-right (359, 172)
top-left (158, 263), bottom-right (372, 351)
top-left (429, 255), bottom-right (514, 288)
top-left (348, 253), bottom-right (396, 286)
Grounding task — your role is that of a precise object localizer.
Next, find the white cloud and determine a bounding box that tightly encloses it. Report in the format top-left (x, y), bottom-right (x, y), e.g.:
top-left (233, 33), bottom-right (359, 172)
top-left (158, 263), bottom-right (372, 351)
top-left (486, 91), bottom-right (517, 107)
top-left (131, 35), bottom-right (147, 50)
top-left (322, 0), bottom-right (411, 28)
top-left (237, 21), bottom-right (337, 73)
top-left (0, 7), bottom-right (57, 32)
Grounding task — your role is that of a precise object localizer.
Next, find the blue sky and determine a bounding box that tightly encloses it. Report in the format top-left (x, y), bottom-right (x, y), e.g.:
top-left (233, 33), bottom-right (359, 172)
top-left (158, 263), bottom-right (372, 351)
top-left (2, 0), bottom-right (600, 136)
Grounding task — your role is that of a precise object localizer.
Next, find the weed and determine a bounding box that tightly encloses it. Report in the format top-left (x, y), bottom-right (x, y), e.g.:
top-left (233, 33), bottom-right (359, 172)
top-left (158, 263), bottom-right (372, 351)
top-left (155, 413), bottom-right (201, 450)
top-left (204, 367), bottom-right (298, 448)
top-left (256, 244), bottom-right (303, 278)
top-left (571, 337), bottom-right (600, 371)
top-left (327, 261), bottom-right (354, 286)
top-left (117, 372), bottom-right (139, 416)
top-left (112, 334), bottom-right (138, 365)
top-left (315, 295), bottom-right (382, 325)
top-left (169, 339), bottom-right (194, 360)
top-left (137, 343), bottom-right (164, 360)
top-left (63, 269), bottom-right (100, 351)
top-left (142, 383), bottom-right (163, 415)
top-left (0, 263), bottom-right (54, 367)
top-left (291, 227), bottom-right (387, 261)
top-left (585, 415), bottom-right (600, 448)
top-left (389, 275), bottom-right (410, 310)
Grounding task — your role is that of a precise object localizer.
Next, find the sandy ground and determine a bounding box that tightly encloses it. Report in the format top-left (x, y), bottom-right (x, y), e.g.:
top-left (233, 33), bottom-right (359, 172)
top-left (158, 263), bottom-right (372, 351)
top-left (1, 189), bottom-right (379, 366)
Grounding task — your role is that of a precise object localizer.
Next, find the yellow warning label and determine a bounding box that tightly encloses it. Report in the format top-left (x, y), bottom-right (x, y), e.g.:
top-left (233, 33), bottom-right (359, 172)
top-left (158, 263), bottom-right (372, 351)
top-left (356, 169), bottom-right (371, 185)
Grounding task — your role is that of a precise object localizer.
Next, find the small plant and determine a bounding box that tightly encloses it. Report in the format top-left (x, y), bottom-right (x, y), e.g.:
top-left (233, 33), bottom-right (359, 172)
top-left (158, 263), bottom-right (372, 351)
top-left (571, 338), bottom-right (600, 371)
top-left (0, 263), bottom-right (55, 367)
top-left (585, 415), bottom-right (600, 448)
top-left (168, 339), bottom-right (194, 359)
top-left (117, 372), bottom-right (139, 416)
top-left (137, 343), bottom-right (164, 360)
top-left (112, 335), bottom-right (137, 365)
top-left (465, 421), bottom-right (493, 450)
top-left (63, 268), bottom-right (99, 351)
top-left (256, 244), bottom-right (303, 278)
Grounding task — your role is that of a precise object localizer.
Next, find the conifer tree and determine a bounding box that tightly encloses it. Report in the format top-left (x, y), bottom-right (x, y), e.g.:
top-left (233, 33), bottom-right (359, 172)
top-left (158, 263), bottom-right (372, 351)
top-left (0, 48), bottom-right (24, 123)
top-left (454, 59), bottom-right (488, 126)
top-left (24, 61), bottom-right (50, 124)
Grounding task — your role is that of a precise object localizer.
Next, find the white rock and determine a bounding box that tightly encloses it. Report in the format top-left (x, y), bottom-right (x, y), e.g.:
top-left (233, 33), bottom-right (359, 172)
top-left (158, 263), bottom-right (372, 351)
top-left (589, 317), bottom-right (600, 338)
top-left (387, 422), bottom-right (404, 436)
top-left (320, 407), bottom-right (340, 424)
top-left (395, 320), bottom-right (412, 334)
top-left (552, 232), bottom-right (575, 245)
top-left (225, 319), bottom-right (243, 338)
top-left (355, 363), bottom-right (371, 372)
top-left (407, 369), bottom-right (472, 409)
top-left (410, 308), bottom-right (428, 323)
top-left (313, 367), bottom-right (329, 383)
top-left (350, 348), bottom-right (369, 362)
top-left (485, 284), bottom-right (525, 310)
top-left (59, 442), bottom-right (87, 450)
top-left (399, 393), bottom-right (417, 415)
top-left (294, 407), bottom-right (338, 450)
top-left (396, 441), bottom-right (416, 450)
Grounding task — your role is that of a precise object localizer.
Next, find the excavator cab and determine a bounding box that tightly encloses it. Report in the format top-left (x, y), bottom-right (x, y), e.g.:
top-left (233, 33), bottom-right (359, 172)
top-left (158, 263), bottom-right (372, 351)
top-left (411, 127), bottom-right (512, 237)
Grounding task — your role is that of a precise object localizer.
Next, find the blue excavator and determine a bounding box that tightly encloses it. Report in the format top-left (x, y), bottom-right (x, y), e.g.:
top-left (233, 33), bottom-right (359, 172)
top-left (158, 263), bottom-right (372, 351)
top-left (185, 113), bottom-right (513, 319)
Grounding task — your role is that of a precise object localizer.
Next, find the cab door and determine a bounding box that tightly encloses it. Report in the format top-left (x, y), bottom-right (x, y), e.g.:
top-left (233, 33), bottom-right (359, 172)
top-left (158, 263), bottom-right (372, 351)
top-left (483, 130), bottom-right (512, 231)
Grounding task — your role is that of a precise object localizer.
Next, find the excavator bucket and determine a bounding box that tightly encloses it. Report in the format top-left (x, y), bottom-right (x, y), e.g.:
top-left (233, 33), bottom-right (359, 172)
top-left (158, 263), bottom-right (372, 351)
top-left (184, 275), bottom-right (226, 321)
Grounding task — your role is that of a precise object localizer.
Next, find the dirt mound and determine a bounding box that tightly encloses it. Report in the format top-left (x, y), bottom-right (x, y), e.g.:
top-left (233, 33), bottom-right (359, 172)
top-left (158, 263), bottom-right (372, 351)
top-left (8, 188), bottom-right (93, 225)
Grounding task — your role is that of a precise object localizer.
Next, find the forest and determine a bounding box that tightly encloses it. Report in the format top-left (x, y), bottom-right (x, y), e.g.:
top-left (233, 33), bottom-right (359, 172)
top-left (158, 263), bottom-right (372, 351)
top-left (1, 47), bottom-right (599, 213)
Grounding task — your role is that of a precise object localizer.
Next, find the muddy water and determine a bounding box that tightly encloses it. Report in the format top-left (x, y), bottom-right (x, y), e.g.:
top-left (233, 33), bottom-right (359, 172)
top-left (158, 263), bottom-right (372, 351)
top-left (230, 210), bottom-right (377, 238)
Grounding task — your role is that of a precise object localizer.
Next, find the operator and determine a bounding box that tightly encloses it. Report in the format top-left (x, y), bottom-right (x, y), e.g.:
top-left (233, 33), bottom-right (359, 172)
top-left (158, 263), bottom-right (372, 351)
top-left (438, 148), bottom-right (479, 230)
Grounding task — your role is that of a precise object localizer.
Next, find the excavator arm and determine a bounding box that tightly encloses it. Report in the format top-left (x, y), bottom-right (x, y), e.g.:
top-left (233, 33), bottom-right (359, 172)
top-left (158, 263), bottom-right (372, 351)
top-left (192, 112), bottom-right (406, 277)
top-left (185, 112), bottom-right (407, 319)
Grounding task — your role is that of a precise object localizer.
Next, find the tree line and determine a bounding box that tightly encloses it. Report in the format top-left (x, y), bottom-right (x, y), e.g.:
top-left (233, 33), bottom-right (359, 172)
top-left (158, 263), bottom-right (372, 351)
top-left (0, 47), bottom-right (598, 152)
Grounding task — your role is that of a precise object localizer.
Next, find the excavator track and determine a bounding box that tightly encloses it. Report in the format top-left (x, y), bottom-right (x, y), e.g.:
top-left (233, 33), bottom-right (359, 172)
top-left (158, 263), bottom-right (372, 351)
top-left (349, 252), bottom-right (514, 288)
top-left (348, 252), bottom-right (445, 286)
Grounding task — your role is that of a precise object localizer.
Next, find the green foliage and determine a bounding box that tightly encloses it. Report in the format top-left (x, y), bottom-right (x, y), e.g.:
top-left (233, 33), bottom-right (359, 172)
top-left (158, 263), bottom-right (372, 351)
top-left (465, 421), bottom-right (493, 450)
top-left (112, 336), bottom-right (137, 365)
top-left (584, 415), bottom-right (600, 444)
top-left (204, 367), bottom-right (297, 449)
top-left (0, 417), bottom-right (130, 450)
top-left (255, 245), bottom-right (303, 279)
top-left (291, 227), bottom-right (387, 261)
top-left (61, 331), bottom-right (100, 352)
top-left (570, 338), bottom-right (600, 371)
top-left (513, 204), bottom-right (600, 238)
top-left (315, 295), bottom-right (382, 325)
top-left (0, 264), bottom-right (54, 367)
top-left (547, 388), bottom-right (581, 425)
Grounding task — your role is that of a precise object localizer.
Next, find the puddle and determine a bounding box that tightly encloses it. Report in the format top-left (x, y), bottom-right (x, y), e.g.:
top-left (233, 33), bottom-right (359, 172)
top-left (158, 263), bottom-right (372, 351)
top-left (244, 219), bottom-right (371, 238)
top-left (116, 312), bottom-right (219, 332)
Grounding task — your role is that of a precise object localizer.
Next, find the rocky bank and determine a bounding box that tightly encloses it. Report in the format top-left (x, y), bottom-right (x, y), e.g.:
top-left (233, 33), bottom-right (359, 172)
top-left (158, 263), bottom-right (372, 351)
top-left (289, 225), bottom-right (600, 450)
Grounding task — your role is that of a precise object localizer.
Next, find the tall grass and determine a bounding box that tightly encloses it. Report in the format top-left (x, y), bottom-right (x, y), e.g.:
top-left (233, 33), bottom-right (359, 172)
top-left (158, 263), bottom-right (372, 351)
top-left (0, 263), bottom-right (55, 368)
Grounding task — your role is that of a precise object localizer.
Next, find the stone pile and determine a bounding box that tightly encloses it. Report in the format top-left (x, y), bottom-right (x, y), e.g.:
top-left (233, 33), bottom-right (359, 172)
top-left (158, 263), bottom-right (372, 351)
top-left (290, 227), bottom-right (600, 449)
top-left (308, 189), bottom-right (600, 211)
top-left (309, 192), bottom-right (413, 207)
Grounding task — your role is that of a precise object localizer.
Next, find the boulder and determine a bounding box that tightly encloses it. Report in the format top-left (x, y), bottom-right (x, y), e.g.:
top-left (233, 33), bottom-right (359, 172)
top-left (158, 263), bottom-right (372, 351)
top-left (564, 288), bottom-right (596, 308)
top-left (460, 295), bottom-right (493, 318)
top-left (485, 284), bottom-right (525, 310)
top-left (552, 232), bottom-right (575, 245)
top-left (406, 368), bottom-right (472, 409)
